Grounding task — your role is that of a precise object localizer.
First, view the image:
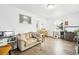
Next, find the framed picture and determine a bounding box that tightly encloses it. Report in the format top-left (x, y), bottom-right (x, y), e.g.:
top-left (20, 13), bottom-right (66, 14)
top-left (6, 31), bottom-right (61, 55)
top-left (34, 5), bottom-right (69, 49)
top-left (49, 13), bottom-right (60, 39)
top-left (19, 14), bottom-right (31, 24)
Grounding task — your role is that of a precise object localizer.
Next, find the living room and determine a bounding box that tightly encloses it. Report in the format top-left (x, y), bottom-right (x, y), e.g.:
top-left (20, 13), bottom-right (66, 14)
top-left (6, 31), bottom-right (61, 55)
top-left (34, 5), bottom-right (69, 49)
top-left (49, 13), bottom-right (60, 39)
top-left (0, 4), bottom-right (79, 55)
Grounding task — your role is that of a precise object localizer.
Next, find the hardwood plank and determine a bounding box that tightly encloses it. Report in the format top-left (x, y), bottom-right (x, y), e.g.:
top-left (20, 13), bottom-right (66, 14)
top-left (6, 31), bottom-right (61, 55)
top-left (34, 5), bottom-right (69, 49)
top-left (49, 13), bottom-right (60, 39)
top-left (12, 37), bottom-right (76, 55)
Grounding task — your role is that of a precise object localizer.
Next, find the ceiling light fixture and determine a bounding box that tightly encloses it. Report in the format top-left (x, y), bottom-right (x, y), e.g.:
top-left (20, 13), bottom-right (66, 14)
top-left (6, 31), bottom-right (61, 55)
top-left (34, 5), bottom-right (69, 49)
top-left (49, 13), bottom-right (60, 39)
top-left (46, 4), bottom-right (55, 9)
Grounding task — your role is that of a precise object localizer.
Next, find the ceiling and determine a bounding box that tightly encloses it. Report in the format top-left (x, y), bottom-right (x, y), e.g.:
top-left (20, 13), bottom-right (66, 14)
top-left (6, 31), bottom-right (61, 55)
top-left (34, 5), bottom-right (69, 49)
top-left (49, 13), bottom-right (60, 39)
top-left (10, 4), bottom-right (79, 19)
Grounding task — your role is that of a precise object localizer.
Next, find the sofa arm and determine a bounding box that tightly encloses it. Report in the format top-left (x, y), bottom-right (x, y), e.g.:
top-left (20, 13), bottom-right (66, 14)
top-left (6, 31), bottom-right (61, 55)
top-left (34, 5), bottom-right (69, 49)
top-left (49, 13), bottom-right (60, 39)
top-left (18, 39), bottom-right (28, 47)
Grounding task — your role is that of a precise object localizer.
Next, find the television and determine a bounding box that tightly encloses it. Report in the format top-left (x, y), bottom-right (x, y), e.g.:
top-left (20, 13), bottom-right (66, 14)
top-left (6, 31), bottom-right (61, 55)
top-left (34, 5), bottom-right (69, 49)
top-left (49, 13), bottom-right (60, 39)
top-left (0, 32), bottom-right (3, 36)
top-left (3, 31), bottom-right (14, 37)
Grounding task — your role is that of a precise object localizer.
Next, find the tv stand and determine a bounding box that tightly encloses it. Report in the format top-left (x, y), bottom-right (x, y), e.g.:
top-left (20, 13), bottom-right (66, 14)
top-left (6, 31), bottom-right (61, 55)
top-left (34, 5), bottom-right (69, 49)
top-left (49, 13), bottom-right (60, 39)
top-left (0, 31), bottom-right (17, 50)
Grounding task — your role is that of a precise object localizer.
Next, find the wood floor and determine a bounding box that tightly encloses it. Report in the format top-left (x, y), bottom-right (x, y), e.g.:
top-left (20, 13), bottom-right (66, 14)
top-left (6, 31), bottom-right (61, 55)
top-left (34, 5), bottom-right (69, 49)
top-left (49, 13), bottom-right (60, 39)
top-left (12, 37), bottom-right (76, 55)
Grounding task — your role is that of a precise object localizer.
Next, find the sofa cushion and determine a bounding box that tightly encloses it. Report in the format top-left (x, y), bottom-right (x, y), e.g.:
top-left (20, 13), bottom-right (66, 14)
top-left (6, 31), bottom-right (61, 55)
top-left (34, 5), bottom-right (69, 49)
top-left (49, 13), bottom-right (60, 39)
top-left (25, 38), bottom-right (37, 46)
top-left (24, 32), bottom-right (32, 39)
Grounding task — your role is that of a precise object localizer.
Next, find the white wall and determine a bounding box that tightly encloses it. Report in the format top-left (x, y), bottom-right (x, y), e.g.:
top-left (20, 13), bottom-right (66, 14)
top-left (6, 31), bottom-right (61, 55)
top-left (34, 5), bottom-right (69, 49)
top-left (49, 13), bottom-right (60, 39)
top-left (0, 4), bottom-right (79, 36)
top-left (62, 12), bottom-right (79, 32)
top-left (0, 5), bottom-right (45, 34)
top-left (45, 12), bottom-right (79, 36)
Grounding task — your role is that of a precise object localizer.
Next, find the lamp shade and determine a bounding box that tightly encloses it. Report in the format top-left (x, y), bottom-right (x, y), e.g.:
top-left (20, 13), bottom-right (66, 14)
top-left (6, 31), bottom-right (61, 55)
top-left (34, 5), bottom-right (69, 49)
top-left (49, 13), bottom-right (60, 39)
top-left (65, 20), bottom-right (68, 25)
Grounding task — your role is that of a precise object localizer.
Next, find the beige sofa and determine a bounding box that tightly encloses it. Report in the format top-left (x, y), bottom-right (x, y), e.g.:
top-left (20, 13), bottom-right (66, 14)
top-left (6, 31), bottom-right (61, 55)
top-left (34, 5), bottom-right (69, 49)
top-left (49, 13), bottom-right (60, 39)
top-left (16, 32), bottom-right (42, 51)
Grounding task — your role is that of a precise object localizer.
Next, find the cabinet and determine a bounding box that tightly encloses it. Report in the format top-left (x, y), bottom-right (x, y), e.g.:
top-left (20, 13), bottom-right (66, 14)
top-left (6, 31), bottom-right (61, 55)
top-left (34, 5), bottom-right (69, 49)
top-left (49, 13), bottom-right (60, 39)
top-left (10, 37), bottom-right (17, 50)
top-left (0, 31), bottom-right (17, 50)
top-left (76, 32), bottom-right (79, 54)
top-left (64, 32), bottom-right (75, 41)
